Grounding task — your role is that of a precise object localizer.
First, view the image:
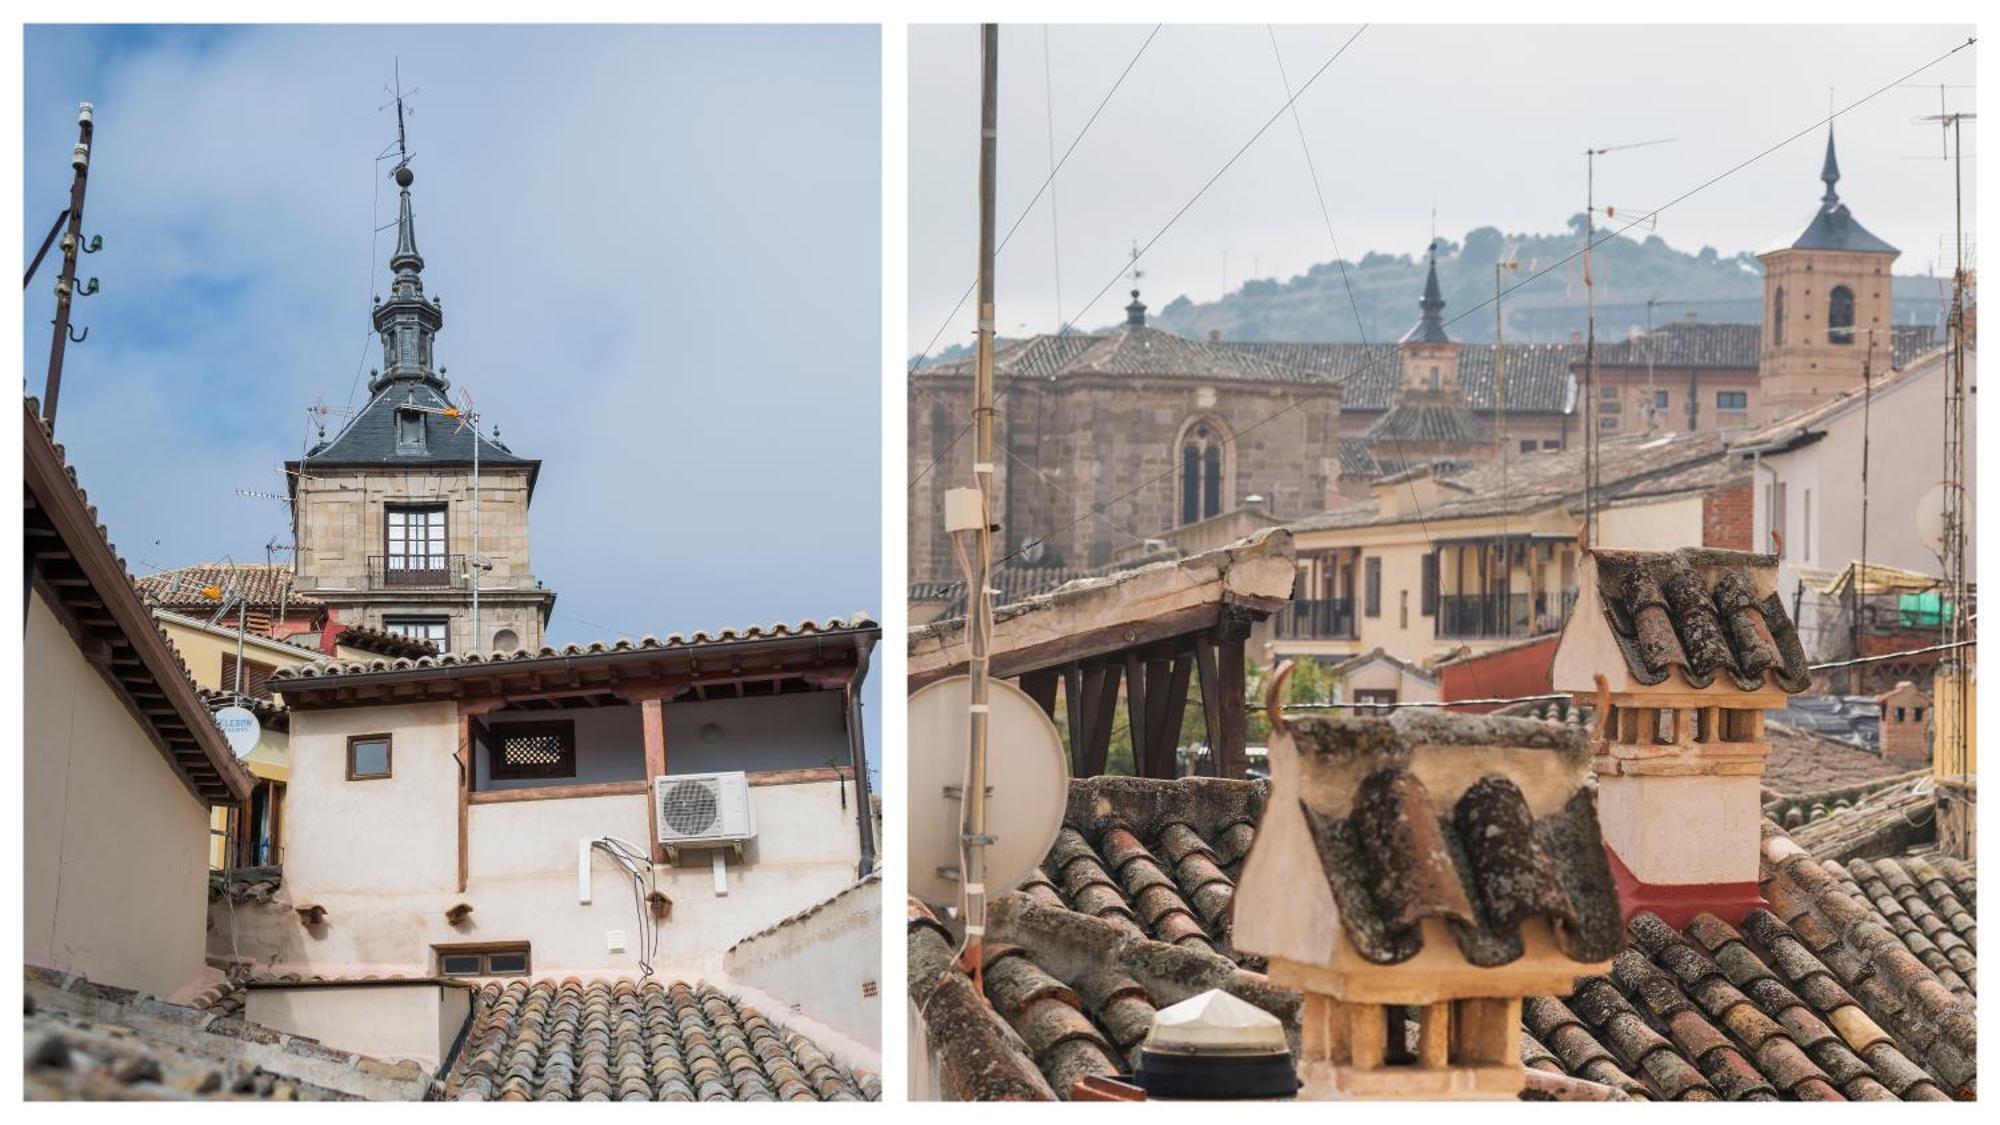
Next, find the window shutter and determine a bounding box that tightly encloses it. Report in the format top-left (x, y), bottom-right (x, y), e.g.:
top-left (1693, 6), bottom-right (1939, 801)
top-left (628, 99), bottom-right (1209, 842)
top-left (1364, 557), bottom-right (1382, 619)
top-left (1421, 553), bottom-right (1438, 617)
top-left (220, 654), bottom-right (278, 700)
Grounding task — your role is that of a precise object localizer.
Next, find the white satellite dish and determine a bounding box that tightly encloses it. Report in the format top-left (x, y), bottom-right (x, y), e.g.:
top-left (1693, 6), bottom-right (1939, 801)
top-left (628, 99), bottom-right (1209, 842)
top-left (1915, 482), bottom-right (1952, 554)
top-left (214, 705), bottom-right (261, 760)
top-left (907, 675), bottom-right (1070, 910)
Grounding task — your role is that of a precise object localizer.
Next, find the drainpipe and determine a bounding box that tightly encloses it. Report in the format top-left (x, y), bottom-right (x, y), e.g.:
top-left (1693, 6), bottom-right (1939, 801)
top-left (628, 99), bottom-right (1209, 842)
top-left (845, 638), bottom-right (877, 879)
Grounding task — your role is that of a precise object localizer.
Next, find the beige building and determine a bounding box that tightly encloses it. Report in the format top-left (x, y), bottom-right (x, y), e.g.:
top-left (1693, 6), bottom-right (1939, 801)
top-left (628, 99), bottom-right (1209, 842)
top-left (1272, 430), bottom-right (1752, 670)
top-left (25, 398), bottom-right (254, 1000)
top-left (286, 164), bottom-right (555, 655)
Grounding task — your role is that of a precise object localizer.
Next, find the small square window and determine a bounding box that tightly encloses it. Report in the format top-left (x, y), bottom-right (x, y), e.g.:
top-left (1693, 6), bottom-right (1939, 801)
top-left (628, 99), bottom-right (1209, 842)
top-left (436, 944), bottom-right (530, 978)
top-left (1717, 390), bottom-right (1749, 410)
top-left (348, 734), bottom-right (392, 780)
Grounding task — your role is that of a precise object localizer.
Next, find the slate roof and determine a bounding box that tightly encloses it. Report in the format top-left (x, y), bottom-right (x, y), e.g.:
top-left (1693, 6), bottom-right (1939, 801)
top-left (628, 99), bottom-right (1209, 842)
top-left (1589, 547), bottom-right (1814, 693)
top-left (443, 978), bottom-right (877, 1102)
top-left (300, 379), bottom-right (530, 470)
top-left (911, 773), bottom-right (1976, 1101)
top-left (271, 615), bottom-right (878, 681)
top-left (137, 563), bottom-right (322, 611)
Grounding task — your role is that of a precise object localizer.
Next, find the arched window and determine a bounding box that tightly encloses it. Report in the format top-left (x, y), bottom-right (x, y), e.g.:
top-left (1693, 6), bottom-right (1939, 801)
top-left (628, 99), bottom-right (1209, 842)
top-left (1827, 285), bottom-right (1855, 345)
top-left (1771, 286), bottom-right (1785, 347)
top-left (1180, 421), bottom-right (1227, 526)
top-left (1428, 365), bottom-right (1441, 391)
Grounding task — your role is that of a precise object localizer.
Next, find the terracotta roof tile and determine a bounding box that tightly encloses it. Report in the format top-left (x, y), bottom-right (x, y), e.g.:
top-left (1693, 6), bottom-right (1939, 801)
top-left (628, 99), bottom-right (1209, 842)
top-left (1589, 547), bottom-right (1813, 692)
top-left (136, 562), bottom-right (323, 610)
top-left (444, 978), bottom-right (872, 1102)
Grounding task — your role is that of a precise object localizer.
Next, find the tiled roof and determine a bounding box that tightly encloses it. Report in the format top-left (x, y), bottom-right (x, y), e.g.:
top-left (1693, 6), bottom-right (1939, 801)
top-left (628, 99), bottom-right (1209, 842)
top-left (727, 872), bottom-right (881, 953)
top-left (924, 326), bottom-right (1320, 384)
top-left (1231, 340), bottom-right (1581, 413)
top-left (209, 865), bottom-right (284, 906)
top-left (1891, 324), bottom-right (1942, 368)
top-left (1589, 322), bottom-right (1761, 369)
top-left (1291, 430), bottom-right (1732, 533)
top-left (1362, 398), bottom-right (1495, 445)
top-left (1782, 781), bottom-right (1940, 863)
top-left (272, 615), bottom-right (877, 681)
top-left (25, 966), bottom-right (430, 1101)
top-left (1762, 720), bottom-right (1901, 797)
top-left (137, 563), bottom-right (322, 610)
top-left (443, 978), bottom-right (877, 1102)
top-left (1286, 712), bottom-right (1623, 967)
top-left (1589, 547), bottom-right (1813, 692)
top-left (1335, 437), bottom-right (1381, 477)
top-left (24, 398), bottom-right (251, 805)
top-left (331, 621), bottom-right (439, 659)
top-left (912, 773), bottom-right (1976, 1101)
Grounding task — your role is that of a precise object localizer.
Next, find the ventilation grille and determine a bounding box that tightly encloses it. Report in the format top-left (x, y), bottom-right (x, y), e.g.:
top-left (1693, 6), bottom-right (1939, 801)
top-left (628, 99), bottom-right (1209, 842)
top-left (662, 778), bottom-right (722, 836)
top-left (502, 733), bottom-right (566, 770)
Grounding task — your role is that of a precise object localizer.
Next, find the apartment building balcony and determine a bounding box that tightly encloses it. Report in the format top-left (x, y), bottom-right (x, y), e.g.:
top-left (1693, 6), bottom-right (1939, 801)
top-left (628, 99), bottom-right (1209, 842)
top-left (1274, 597), bottom-right (1358, 641)
top-left (1435, 589), bottom-right (1578, 640)
top-left (366, 553), bottom-right (469, 591)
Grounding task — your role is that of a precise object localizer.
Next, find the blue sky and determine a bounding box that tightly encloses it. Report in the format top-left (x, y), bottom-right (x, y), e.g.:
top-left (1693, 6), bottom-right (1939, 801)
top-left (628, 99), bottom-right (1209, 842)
top-left (23, 25), bottom-right (883, 766)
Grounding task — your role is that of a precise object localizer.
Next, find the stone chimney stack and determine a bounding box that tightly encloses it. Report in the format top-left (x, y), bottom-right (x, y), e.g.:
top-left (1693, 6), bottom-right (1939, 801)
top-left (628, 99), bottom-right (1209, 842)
top-left (1234, 679), bottom-right (1623, 1100)
top-left (1550, 547), bottom-right (1813, 928)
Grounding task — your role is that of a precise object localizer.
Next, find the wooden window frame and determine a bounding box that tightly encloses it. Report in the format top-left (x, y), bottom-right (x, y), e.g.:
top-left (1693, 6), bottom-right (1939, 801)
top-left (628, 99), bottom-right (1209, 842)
top-left (346, 733), bottom-right (394, 781)
top-left (383, 503), bottom-right (448, 569)
top-left (434, 942), bottom-right (531, 978)
top-left (487, 719), bottom-right (578, 782)
top-left (1363, 557), bottom-right (1382, 618)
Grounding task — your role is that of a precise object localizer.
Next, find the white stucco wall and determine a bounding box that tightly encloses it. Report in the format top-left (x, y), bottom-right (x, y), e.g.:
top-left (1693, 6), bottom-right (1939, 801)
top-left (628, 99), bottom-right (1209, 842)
top-left (665, 692), bottom-right (851, 775)
top-left (25, 591), bottom-right (212, 1000)
top-left (245, 982), bottom-right (471, 1070)
top-left (724, 877), bottom-right (881, 1048)
top-left (1597, 494), bottom-right (1706, 551)
top-left (216, 695), bottom-right (866, 981)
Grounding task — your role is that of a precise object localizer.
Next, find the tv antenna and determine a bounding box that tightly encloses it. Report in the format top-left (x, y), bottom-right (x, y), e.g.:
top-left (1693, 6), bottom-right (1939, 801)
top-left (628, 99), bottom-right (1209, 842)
top-left (382, 58), bottom-right (419, 176)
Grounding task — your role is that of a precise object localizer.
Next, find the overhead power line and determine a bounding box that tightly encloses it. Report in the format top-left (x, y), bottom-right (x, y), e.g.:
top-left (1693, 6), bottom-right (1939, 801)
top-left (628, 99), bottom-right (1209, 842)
top-left (985, 34), bottom-right (1978, 573)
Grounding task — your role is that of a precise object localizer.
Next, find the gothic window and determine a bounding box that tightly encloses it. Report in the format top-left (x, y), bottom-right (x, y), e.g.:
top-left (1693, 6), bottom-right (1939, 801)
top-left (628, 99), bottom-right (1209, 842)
top-left (1828, 286), bottom-right (1856, 345)
top-left (1772, 286), bottom-right (1786, 346)
top-left (1179, 421), bottom-right (1227, 526)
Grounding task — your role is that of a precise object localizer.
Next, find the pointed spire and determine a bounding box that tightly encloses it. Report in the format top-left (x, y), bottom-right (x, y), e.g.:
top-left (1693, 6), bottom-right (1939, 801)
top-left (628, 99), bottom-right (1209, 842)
top-left (1400, 242), bottom-right (1450, 345)
top-left (390, 164), bottom-right (424, 274)
top-left (1820, 124), bottom-right (1841, 206)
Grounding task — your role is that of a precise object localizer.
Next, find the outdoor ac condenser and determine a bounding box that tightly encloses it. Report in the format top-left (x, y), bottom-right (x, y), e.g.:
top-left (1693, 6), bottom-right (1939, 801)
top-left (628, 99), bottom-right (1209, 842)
top-left (652, 771), bottom-right (757, 847)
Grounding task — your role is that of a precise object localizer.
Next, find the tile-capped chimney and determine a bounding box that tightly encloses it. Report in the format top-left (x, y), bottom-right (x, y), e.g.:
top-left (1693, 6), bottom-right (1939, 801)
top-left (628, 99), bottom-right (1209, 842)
top-left (1234, 675), bottom-right (1623, 1100)
top-left (1551, 546), bottom-right (1812, 928)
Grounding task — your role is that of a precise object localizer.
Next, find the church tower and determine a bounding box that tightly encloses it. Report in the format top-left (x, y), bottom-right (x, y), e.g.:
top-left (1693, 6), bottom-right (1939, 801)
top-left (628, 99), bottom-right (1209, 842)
top-left (1363, 246), bottom-right (1493, 467)
top-left (1756, 126), bottom-right (1899, 421)
top-left (286, 159), bottom-right (556, 655)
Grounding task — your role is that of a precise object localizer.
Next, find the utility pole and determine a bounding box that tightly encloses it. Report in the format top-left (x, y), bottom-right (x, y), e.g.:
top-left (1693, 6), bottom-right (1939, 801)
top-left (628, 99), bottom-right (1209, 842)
top-left (1920, 106), bottom-right (1973, 851)
top-left (1853, 330), bottom-right (1875, 692)
top-left (41, 103), bottom-right (98, 429)
top-left (957, 22), bottom-right (1000, 990)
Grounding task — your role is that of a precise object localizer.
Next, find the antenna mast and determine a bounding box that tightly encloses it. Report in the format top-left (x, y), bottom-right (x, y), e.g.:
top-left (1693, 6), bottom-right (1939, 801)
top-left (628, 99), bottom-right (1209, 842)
top-left (39, 103), bottom-right (99, 429)
top-left (954, 23), bottom-right (1001, 991)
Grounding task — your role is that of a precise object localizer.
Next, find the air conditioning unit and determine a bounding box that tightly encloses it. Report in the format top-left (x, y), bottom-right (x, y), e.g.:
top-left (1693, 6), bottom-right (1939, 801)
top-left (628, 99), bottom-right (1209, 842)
top-left (653, 771), bottom-right (756, 848)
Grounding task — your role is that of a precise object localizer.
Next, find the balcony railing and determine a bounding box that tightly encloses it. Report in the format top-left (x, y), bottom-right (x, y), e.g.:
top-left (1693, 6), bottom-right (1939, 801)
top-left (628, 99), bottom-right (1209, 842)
top-left (1275, 597), bottom-right (1358, 641)
top-left (1436, 590), bottom-right (1580, 639)
top-left (366, 553), bottom-right (468, 591)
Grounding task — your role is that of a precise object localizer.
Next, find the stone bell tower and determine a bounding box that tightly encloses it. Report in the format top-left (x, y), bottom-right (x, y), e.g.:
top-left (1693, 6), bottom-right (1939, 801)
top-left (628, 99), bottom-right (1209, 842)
top-left (1756, 126), bottom-right (1900, 421)
top-left (286, 152), bottom-right (556, 655)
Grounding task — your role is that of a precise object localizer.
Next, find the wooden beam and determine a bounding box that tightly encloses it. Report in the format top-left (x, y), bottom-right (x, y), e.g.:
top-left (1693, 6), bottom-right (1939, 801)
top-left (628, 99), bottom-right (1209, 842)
top-left (1063, 664), bottom-right (1086, 765)
top-left (641, 698), bottom-right (668, 864)
top-left (1084, 663), bottom-right (1121, 777)
top-left (1215, 609), bottom-right (1253, 779)
top-left (1194, 634), bottom-right (1223, 775)
top-left (1019, 669), bottom-right (1059, 718)
top-left (1123, 651), bottom-right (1148, 778)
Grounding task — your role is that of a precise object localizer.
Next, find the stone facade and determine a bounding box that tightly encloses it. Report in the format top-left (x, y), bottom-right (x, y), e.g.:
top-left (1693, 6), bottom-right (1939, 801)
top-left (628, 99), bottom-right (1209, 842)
top-left (910, 366), bottom-right (1342, 583)
top-left (291, 464), bottom-right (550, 654)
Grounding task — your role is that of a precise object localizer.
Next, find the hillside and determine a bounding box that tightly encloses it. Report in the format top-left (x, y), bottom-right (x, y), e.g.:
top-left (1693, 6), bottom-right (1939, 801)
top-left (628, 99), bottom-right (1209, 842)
top-left (917, 222), bottom-right (1951, 365)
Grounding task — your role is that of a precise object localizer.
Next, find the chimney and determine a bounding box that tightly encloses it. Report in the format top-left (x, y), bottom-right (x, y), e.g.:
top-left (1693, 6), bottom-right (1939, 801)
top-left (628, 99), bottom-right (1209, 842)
top-left (1684, 310), bottom-right (1699, 324)
top-left (1208, 329), bottom-right (1223, 343)
top-left (1570, 329), bottom-right (1584, 344)
top-left (1550, 547), bottom-right (1813, 927)
top-left (1877, 680), bottom-right (1932, 766)
top-left (1234, 675), bottom-right (1622, 1100)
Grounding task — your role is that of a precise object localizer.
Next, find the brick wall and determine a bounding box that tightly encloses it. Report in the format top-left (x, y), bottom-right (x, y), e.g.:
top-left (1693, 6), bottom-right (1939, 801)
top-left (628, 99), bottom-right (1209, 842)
top-left (1702, 482), bottom-right (1754, 550)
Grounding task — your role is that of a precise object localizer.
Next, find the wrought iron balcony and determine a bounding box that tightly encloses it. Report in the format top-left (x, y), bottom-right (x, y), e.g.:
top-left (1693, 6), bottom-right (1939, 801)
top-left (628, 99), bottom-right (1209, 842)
top-left (1274, 597), bottom-right (1357, 641)
top-left (1436, 590), bottom-right (1579, 640)
top-left (366, 553), bottom-right (468, 591)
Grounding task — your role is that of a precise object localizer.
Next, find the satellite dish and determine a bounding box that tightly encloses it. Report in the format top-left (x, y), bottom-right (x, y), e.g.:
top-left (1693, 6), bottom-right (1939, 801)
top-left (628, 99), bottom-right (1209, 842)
top-left (907, 676), bottom-right (1070, 910)
top-left (213, 705), bottom-right (261, 760)
top-left (1915, 482), bottom-right (1952, 553)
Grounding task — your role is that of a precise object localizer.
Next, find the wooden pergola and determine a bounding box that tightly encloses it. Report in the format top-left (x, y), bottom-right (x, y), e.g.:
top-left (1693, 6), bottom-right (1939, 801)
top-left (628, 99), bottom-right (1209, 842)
top-left (909, 530), bottom-right (1296, 779)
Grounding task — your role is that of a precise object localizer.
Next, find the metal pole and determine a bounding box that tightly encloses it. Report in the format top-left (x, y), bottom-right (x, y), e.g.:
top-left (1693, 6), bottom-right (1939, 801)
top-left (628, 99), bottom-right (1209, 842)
top-left (1854, 331), bottom-right (1874, 689)
top-left (43, 103), bottom-right (96, 428)
top-left (471, 409), bottom-right (481, 651)
top-left (1583, 149), bottom-right (1597, 546)
top-left (959, 22), bottom-right (1000, 987)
